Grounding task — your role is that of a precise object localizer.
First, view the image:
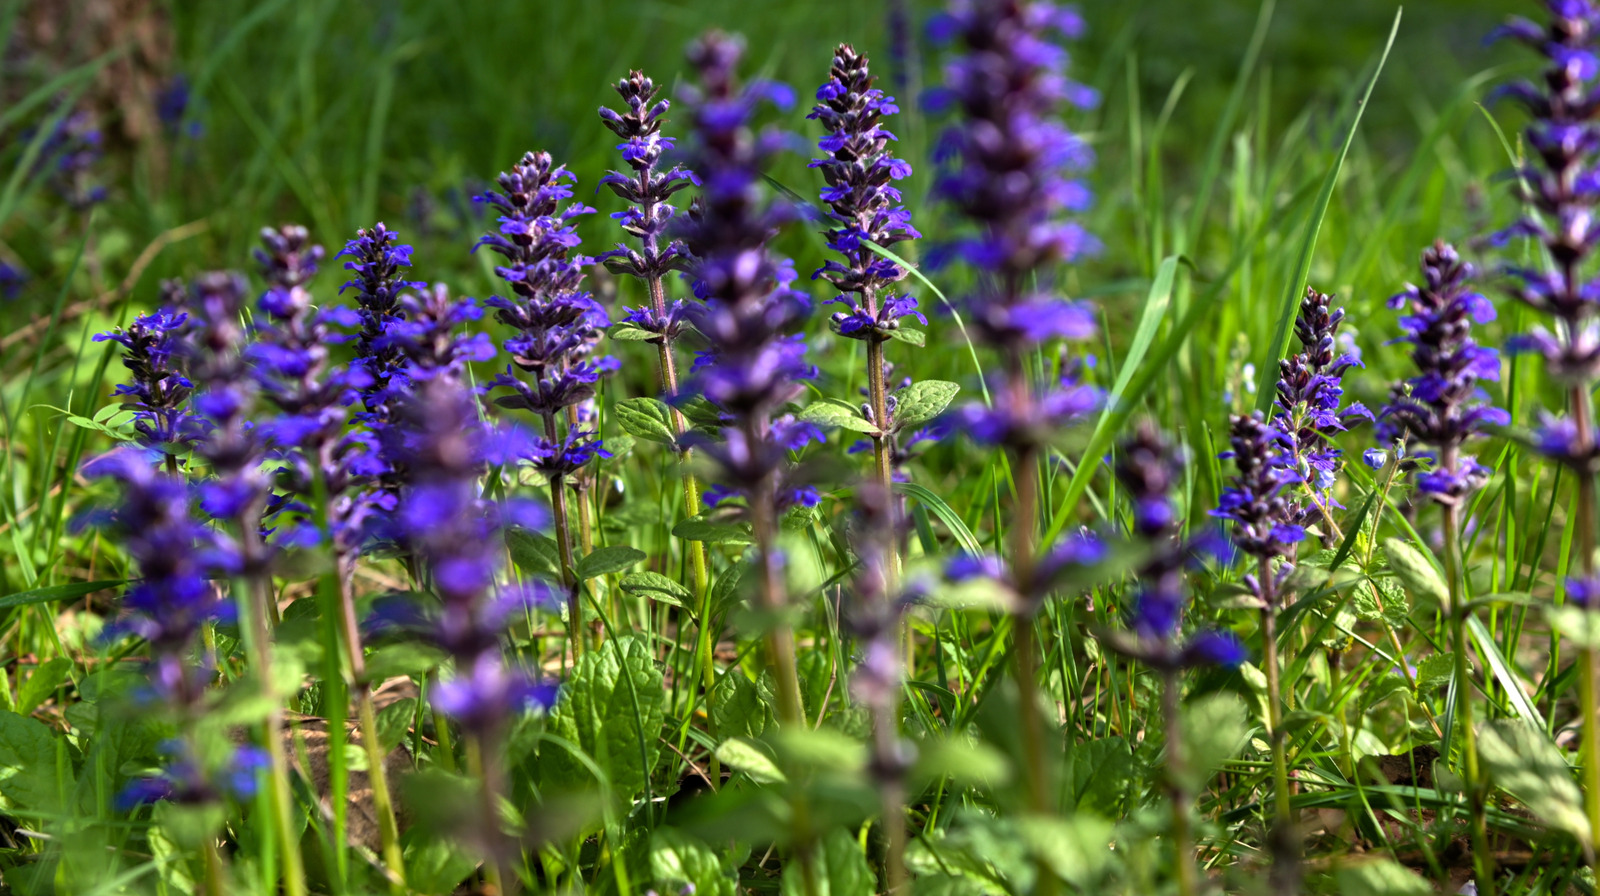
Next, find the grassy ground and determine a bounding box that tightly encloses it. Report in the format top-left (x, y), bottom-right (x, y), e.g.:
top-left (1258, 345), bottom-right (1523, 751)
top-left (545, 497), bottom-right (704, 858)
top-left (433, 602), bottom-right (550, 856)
top-left (3, 0), bottom-right (1595, 894)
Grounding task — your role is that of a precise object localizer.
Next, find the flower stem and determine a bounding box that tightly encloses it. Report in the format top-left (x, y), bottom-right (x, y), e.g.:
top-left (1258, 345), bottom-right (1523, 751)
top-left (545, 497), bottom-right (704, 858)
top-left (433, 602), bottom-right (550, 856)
top-left (1010, 442), bottom-right (1057, 896)
top-left (1257, 591), bottom-right (1291, 828)
top-left (864, 335), bottom-right (907, 672)
top-left (1569, 385), bottom-right (1600, 850)
top-left (543, 413), bottom-right (582, 657)
top-left (466, 733), bottom-right (511, 895)
top-left (1162, 669), bottom-right (1198, 896)
top-left (335, 568), bottom-right (405, 891)
top-left (1442, 500), bottom-right (1495, 896)
top-left (237, 571), bottom-right (307, 896)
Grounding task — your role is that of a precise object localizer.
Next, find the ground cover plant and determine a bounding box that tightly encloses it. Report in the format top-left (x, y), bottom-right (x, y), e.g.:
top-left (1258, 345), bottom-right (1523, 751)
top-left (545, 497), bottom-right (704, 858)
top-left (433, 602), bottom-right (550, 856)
top-left (7, 0), bottom-right (1600, 893)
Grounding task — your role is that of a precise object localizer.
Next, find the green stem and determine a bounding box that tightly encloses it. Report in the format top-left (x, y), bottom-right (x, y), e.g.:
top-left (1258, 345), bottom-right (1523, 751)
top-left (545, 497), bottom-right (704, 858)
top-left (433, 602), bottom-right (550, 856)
top-left (335, 570), bottom-right (405, 891)
top-left (238, 575), bottom-right (307, 896)
top-left (1443, 501), bottom-right (1495, 896)
top-left (1259, 594), bottom-right (1291, 828)
top-left (543, 413), bottom-right (582, 658)
top-left (466, 733), bottom-right (511, 895)
top-left (1010, 441), bottom-right (1057, 896)
top-left (1162, 669), bottom-right (1197, 896)
top-left (1569, 385), bottom-right (1600, 853)
top-left (864, 335), bottom-right (907, 674)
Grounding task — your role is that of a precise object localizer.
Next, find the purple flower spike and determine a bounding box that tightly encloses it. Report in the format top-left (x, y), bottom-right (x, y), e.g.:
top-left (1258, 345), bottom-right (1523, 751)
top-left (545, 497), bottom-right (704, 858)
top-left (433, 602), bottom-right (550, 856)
top-left (928, 0), bottom-right (1099, 351)
top-left (597, 69), bottom-right (698, 340)
top-left (809, 44), bottom-right (922, 342)
top-left (1379, 242), bottom-right (1506, 506)
top-left (1272, 287), bottom-right (1370, 525)
top-left (1215, 412), bottom-right (1304, 566)
top-left (95, 310), bottom-right (204, 455)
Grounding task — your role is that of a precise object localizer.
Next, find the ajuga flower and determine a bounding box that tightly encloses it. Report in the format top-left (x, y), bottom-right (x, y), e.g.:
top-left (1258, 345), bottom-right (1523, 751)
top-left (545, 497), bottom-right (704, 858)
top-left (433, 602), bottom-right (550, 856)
top-left (1216, 412), bottom-right (1304, 572)
top-left (476, 151), bottom-right (614, 588)
top-left (32, 109), bottom-right (108, 210)
top-left (249, 225), bottom-right (382, 554)
top-left (597, 70), bottom-right (698, 340)
top-left (80, 450), bottom-right (228, 705)
top-left (381, 283), bottom-right (496, 382)
top-left (1111, 422), bottom-right (1244, 669)
top-left (391, 378), bottom-right (558, 730)
top-left (810, 43), bottom-right (921, 341)
top-left (1272, 288), bottom-right (1371, 525)
top-left (338, 223), bottom-right (425, 424)
top-left (95, 310), bottom-right (203, 457)
top-left (1494, 2), bottom-right (1600, 382)
top-left (1379, 242), bottom-right (1507, 505)
top-left (0, 262), bottom-right (27, 300)
top-left (929, 0), bottom-right (1100, 452)
top-left (675, 30), bottom-right (815, 725)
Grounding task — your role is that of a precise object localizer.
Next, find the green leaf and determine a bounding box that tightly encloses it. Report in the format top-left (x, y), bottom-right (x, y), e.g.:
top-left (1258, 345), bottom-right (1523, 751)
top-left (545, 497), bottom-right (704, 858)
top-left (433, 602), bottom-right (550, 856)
top-left (541, 636), bottom-right (664, 801)
top-left (1412, 653), bottom-right (1456, 691)
top-left (886, 326), bottom-right (926, 346)
top-left (1069, 736), bottom-right (1133, 817)
top-left (0, 579), bottom-right (121, 611)
top-left (1333, 859), bottom-right (1433, 896)
top-left (710, 670), bottom-right (768, 739)
top-left (506, 527), bottom-right (560, 577)
top-left (614, 397), bottom-right (678, 444)
top-left (575, 545), bottom-right (646, 579)
top-left (17, 657), bottom-right (72, 715)
top-left (1017, 815), bottom-right (1114, 888)
top-left (673, 516), bottom-right (752, 545)
top-left (797, 399), bottom-right (878, 434)
top-left (376, 697), bottom-right (418, 753)
top-left (893, 380), bottom-right (960, 430)
top-left (713, 736), bottom-right (786, 785)
top-left (782, 828), bottom-right (873, 896)
top-left (710, 561), bottom-right (747, 614)
top-left (1253, 9), bottom-right (1401, 412)
top-left (1180, 694), bottom-right (1249, 789)
top-left (365, 642), bottom-right (446, 681)
top-left (620, 571), bottom-right (692, 608)
top-left (609, 322), bottom-right (660, 342)
top-left (1549, 605), bottom-right (1600, 649)
top-left (652, 828), bottom-right (737, 896)
top-left (1478, 719), bottom-right (1590, 847)
top-left (1382, 538), bottom-right (1448, 609)
top-left (0, 710), bottom-right (65, 813)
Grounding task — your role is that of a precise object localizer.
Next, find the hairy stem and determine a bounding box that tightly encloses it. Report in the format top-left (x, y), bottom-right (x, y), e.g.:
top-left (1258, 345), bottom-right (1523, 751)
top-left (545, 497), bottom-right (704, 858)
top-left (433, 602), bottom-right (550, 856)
top-left (237, 570), bottom-right (306, 896)
top-left (865, 335), bottom-right (907, 673)
top-left (543, 413), bottom-right (581, 657)
top-left (1162, 669), bottom-right (1197, 896)
top-left (336, 567), bottom-right (405, 891)
top-left (1010, 442), bottom-right (1057, 896)
top-left (1569, 385), bottom-right (1600, 852)
top-left (1443, 500), bottom-right (1495, 896)
top-left (466, 733), bottom-right (511, 895)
